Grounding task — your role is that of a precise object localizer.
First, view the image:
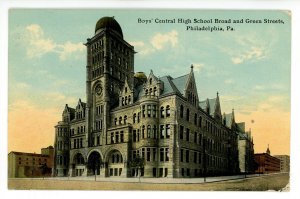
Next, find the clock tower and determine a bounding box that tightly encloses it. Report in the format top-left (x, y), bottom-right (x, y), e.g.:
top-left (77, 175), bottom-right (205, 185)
top-left (85, 17), bottom-right (135, 147)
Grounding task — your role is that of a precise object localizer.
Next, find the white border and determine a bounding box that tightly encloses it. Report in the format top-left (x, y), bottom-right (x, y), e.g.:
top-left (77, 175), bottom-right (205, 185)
top-left (1, 1), bottom-right (299, 199)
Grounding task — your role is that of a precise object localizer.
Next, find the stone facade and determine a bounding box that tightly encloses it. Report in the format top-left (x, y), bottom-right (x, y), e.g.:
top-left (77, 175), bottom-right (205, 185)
top-left (53, 16), bottom-right (242, 178)
top-left (274, 155), bottom-right (290, 173)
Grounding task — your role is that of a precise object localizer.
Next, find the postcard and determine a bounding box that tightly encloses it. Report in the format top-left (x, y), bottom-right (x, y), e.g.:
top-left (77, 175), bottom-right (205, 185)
top-left (7, 8), bottom-right (290, 192)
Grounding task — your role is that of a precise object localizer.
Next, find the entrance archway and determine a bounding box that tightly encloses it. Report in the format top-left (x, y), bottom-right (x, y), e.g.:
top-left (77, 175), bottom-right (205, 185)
top-left (72, 153), bottom-right (85, 176)
top-left (107, 149), bottom-right (124, 177)
top-left (87, 151), bottom-right (102, 176)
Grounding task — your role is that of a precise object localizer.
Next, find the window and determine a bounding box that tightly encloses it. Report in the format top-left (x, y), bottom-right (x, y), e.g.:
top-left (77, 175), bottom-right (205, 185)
top-left (119, 117), bottom-right (122, 125)
top-left (180, 149), bottom-right (184, 162)
top-left (186, 150), bottom-right (189, 163)
top-left (152, 105), bottom-right (157, 118)
top-left (160, 125), bottom-right (165, 138)
top-left (145, 89), bottom-right (148, 95)
top-left (166, 124), bottom-right (170, 138)
top-left (147, 148), bottom-right (151, 161)
top-left (116, 132), bottom-right (119, 143)
top-left (180, 125), bottom-right (184, 139)
top-left (147, 105), bottom-right (151, 117)
top-left (124, 115), bottom-right (127, 124)
top-left (154, 87), bottom-right (157, 96)
top-left (133, 130), bottom-right (136, 142)
top-left (194, 152), bottom-right (197, 163)
top-left (181, 168), bottom-right (185, 176)
top-left (111, 132), bottom-right (114, 144)
top-left (186, 128), bottom-right (190, 142)
top-left (186, 108), bottom-right (190, 121)
top-left (194, 132), bottom-right (197, 143)
top-left (166, 105), bottom-right (170, 117)
top-left (160, 148), bottom-right (164, 162)
top-left (165, 148), bottom-right (169, 161)
top-left (160, 106), bottom-right (164, 118)
top-left (153, 125), bottom-right (157, 139)
top-left (142, 125), bottom-right (145, 139)
top-left (153, 148), bottom-right (157, 161)
top-left (194, 113), bottom-right (197, 125)
top-left (147, 125), bottom-right (151, 138)
top-left (142, 105), bottom-right (145, 117)
top-left (133, 113), bottom-right (136, 123)
top-left (120, 131), bottom-right (124, 142)
top-left (114, 118), bottom-right (117, 125)
top-left (180, 105), bottom-right (184, 118)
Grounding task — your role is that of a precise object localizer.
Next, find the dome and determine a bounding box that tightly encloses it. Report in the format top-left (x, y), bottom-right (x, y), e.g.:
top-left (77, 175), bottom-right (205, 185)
top-left (134, 72), bottom-right (147, 79)
top-left (95, 16), bottom-right (123, 38)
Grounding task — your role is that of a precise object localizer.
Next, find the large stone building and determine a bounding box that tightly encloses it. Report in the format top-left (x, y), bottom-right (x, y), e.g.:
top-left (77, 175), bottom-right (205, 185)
top-left (274, 155), bottom-right (290, 173)
top-left (8, 146), bottom-right (54, 178)
top-left (53, 16), bottom-right (243, 178)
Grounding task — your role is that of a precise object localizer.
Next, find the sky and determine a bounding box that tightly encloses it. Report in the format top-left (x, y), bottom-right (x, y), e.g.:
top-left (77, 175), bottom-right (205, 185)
top-left (8, 9), bottom-right (291, 155)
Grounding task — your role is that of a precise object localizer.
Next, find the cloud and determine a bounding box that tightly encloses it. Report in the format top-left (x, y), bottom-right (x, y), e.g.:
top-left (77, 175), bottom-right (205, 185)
top-left (25, 24), bottom-right (85, 60)
top-left (150, 30), bottom-right (178, 50)
top-left (224, 79), bottom-right (234, 84)
top-left (129, 30), bottom-right (179, 56)
top-left (192, 63), bottom-right (204, 73)
top-left (231, 46), bottom-right (266, 65)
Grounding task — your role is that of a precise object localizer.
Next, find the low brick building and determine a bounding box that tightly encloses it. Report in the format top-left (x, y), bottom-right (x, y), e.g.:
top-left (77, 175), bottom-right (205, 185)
top-left (254, 146), bottom-right (280, 174)
top-left (8, 146), bottom-right (54, 178)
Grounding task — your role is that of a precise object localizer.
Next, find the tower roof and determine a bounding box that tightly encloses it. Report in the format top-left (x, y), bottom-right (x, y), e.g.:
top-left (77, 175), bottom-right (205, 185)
top-left (95, 16), bottom-right (123, 38)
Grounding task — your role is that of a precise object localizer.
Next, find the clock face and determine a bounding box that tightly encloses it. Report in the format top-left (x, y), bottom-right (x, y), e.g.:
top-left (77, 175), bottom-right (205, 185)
top-left (95, 84), bottom-right (102, 95)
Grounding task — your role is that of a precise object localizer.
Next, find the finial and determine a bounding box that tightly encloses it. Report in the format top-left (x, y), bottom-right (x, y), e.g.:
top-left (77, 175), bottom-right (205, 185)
top-left (191, 64), bottom-right (194, 69)
top-left (217, 91), bottom-right (219, 97)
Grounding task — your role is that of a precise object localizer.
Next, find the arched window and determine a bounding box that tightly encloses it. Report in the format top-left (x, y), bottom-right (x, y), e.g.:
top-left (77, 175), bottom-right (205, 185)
top-left (124, 115), bottom-right (127, 124)
top-left (119, 117), bottom-right (122, 125)
top-left (133, 113), bottom-right (136, 123)
top-left (153, 125), bottom-right (157, 139)
top-left (166, 105), bottom-right (170, 117)
top-left (145, 89), bottom-right (148, 95)
top-left (125, 96), bottom-right (128, 105)
top-left (150, 78), bottom-right (152, 85)
top-left (128, 95), bottom-right (131, 104)
top-left (160, 106), bottom-right (165, 118)
top-left (149, 88), bottom-right (152, 95)
top-left (194, 113), bottom-right (198, 125)
top-left (114, 118), bottom-right (117, 125)
top-left (180, 105), bottom-right (184, 118)
top-left (122, 97), bottom-right (124, 106)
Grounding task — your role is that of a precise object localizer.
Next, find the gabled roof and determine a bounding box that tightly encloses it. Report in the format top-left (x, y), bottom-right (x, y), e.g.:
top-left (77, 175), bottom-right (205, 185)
top-left (237, 122), bottom-right (245, 132)
top-left (172, 74), bottom-right (189, 95)
top-left (199, 100), bottom-right (207, 110)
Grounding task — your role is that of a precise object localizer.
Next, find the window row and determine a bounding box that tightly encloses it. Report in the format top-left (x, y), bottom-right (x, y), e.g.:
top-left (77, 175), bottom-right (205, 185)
top-left (110, 131), bottom-right (125, 144)
top-left (95, 120), bottom-right (103, 130)
top-left (132, 124), bottom-right (171, 142)
top-left (121, 95), bottom-right (132, 106)
top-left (72, 138), bottom-right (83, 149)
top-left (57, 128), bottom-right (68, 137)
top-left (180, 149), bottom-right (202, 164)
top-left (70, 125), bottom-right (86, 135)
top-left (145, 87), bottom-right (158, 96)
top-left (92, 51), bottom-right (104, 65)
top-left (57, 140), bottom-right (69, 151)
top-left (179, 125), bottom-right (202, 145)
top-left (132, 147), bottom-right (169, 162)
top-left (114, 116), bottom-right (128, 125)
top-left (76, 111), bottom-right (85, 119)
top-left (56, 155), bottom-right (68, 166)
top-left (96, 105), bottom-right (103, 116)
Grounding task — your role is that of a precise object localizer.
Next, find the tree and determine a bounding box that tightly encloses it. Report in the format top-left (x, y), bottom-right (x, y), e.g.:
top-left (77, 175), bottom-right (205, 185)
top-left (129, 155), bottom-right (144, 181)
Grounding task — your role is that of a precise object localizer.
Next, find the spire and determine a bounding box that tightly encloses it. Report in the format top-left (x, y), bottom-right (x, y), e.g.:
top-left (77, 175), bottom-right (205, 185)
top-left (266, 144), bottom-right (271, 155)
top-left (191, 64), bottom-right (194, 71)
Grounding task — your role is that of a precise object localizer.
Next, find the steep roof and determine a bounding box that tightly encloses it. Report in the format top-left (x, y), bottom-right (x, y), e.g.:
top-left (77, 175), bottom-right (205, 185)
top-left (171, 74), bottom-right (189, 95)
top-left (223, 113), bottom-right (233, 128)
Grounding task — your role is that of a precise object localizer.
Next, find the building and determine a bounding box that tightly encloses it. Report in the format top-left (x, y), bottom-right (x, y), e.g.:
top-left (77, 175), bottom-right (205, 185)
top-left (8, 146), bottom-right (54, 178)
top-left (53, 16), bottom-right (244, 178)
top-left (236, 123), bottom-right (255, 174)
top-left (274, 155), bottom-right (290, 173)
top-left (254, 146), bottom-right (280, 174)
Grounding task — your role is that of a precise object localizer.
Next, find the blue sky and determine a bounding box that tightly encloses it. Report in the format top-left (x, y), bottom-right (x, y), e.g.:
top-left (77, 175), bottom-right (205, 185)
top-left (8, 9), bottom-right (290, 155)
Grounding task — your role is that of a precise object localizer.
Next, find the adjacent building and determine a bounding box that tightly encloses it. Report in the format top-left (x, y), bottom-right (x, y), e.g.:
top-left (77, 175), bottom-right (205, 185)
top-left (53, 16), bottom-right (246, 178)
top-left (8, 146), bottom-right (54, 178)
top-left (254, 146), bottom-right (280, 174)
top-left (274, 155), bottom-right (290, 173)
